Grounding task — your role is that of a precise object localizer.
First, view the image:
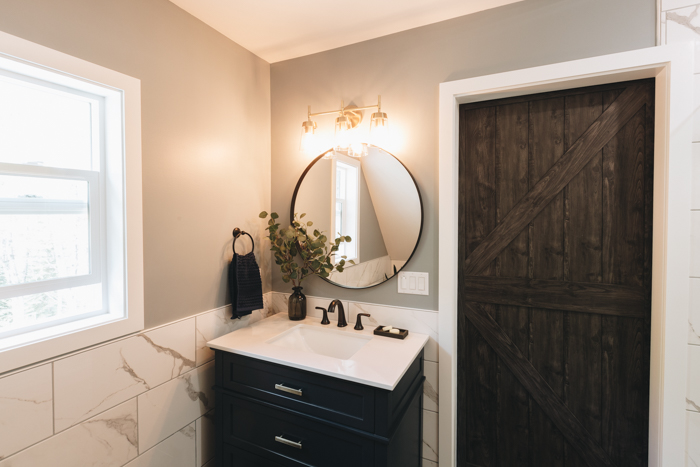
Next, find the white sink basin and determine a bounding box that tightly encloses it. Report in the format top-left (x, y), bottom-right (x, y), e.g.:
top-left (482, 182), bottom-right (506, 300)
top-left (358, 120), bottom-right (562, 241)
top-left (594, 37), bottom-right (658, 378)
top-left (267, 324), bottom-right (372, 360)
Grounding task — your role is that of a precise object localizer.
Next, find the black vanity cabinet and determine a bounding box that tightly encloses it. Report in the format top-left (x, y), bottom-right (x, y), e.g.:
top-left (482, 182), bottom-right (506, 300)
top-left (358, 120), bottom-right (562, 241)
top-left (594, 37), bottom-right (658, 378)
top-left (213, 350), bottom-right (425, 467)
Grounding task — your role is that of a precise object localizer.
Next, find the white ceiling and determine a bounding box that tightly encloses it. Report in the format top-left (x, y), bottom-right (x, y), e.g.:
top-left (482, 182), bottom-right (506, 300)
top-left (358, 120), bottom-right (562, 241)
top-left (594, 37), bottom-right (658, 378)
top-left (168, 0), bottom-right (524, 63)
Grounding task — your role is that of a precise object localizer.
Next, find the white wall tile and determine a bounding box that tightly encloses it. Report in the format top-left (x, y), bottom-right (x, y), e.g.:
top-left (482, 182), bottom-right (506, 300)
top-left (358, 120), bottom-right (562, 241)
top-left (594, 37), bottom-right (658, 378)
top-left (692, 211), bottom-right (700, 277)
top-left (688, 410), bottom-right (700, 466)
top-left (693, 144), bottom-right (700, 210)
top-left (664, 0), bottom-right (700, 11)
top-left (0, 365), bottom-right (53, 460)
top-left (423, 408), bottom-right (439, 462)
top-left (424, 360), bottom-right (439, 413)
top-left (54, 318), bottom-right (196, 432)
top-left (138, 361), bottom-right (215, 452)
top-left (196, 410), bottom-right (215, 467)
top-left (695, 74), bottom-right (700, 143)
top-left (665, 5), bottom-right (700, 73)
top-left (691, 279), bottom-right (700, 345)
top-left (195, 306), bottom-right (265, 366)
top-left (349, 302), bottom-right (439, 362)
top-left (269, 292), bottom-right (289, 316)
top-left (124, 423), bottom-right (196, 467)
top-left (689, 345), bottom-right (700, 412)
top-left (0, 399), bottom-right (137, 467)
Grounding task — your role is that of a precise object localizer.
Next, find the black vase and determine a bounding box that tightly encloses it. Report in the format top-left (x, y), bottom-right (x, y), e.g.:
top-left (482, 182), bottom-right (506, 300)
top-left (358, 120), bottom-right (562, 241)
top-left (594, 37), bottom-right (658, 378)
top-left (288, 287), bottom-right (307, 321)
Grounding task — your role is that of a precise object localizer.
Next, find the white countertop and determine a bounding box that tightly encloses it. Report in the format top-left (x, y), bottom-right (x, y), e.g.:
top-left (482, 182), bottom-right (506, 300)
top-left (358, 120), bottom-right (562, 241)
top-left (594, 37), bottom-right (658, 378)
top-left (207, 313), bottom-right (429, 390)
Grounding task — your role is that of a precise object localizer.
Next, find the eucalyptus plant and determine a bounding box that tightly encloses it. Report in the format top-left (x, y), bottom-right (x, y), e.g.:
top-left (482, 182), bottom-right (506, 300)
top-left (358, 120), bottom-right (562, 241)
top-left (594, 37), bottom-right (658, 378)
top-left (259, 211), bottom-right (354, 288)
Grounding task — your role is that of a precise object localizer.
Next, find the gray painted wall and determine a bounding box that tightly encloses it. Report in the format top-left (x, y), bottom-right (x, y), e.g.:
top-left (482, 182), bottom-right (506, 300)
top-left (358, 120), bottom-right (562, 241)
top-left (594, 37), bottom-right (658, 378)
top-left (0, 0), bottom-right (272, 327)
top-left (271, 0), bottom-right (655, 310)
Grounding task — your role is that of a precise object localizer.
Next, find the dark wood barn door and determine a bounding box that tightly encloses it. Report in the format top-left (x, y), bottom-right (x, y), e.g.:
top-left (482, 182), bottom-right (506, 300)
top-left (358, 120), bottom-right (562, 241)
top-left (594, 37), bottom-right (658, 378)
top-left (457, 79), bottom-right (654, 467)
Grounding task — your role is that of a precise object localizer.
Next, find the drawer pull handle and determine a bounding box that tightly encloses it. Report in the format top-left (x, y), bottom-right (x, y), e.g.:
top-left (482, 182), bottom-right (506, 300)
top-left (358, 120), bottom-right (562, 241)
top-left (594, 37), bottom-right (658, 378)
top-left (275, 383), bottom-right (303, 396)
top-left (275, 435), bottom-right (302, 449)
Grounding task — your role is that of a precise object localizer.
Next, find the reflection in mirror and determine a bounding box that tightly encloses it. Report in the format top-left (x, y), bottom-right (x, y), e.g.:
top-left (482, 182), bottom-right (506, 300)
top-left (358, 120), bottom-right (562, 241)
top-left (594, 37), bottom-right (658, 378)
top-left (292, 146), bottom-right (422, 288)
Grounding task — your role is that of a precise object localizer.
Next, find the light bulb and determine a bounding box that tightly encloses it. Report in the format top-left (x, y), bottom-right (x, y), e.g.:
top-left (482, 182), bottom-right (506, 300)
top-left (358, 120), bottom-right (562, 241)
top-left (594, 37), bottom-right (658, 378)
top-left (299, 119), bottom-right (317, 154)
top-left (370, 111), bottom-right (389, 148)
top-left (334, 114), bottom-right (352, 150)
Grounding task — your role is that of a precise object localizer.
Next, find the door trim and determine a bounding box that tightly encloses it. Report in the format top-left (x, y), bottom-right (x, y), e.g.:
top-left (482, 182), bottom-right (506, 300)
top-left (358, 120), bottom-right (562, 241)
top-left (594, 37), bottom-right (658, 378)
top-left (439, 43), bottom-right (694, 467)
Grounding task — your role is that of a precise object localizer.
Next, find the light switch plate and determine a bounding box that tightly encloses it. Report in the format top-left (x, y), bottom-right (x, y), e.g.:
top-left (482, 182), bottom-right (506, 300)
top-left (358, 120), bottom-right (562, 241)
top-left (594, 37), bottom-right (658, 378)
top-left (397, 272), bottom-right (429, 296)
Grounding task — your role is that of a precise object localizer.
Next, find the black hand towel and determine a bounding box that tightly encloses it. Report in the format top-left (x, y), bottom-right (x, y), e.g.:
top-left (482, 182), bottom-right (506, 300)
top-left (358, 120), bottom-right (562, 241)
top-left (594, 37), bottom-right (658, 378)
top-left (229, 250), bottom-right (264, 319)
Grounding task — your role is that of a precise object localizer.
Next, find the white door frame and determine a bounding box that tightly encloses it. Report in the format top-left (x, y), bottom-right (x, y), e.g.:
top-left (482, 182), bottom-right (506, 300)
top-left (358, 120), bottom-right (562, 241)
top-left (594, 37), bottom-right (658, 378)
top-left (438, 43), bottom-right (694, 467)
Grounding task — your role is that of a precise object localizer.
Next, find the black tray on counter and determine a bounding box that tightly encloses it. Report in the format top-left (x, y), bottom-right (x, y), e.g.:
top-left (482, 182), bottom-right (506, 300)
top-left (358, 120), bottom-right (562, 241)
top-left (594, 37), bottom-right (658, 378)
top-left (373, 325), bottom-right (409, 340)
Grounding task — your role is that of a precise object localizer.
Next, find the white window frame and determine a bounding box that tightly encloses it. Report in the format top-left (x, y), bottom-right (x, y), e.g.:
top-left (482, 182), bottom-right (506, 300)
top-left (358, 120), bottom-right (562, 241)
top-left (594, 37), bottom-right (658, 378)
top-left (0, 30), bottom-right (143, 374)
top-left (330, 154), bottom-right (360, 264)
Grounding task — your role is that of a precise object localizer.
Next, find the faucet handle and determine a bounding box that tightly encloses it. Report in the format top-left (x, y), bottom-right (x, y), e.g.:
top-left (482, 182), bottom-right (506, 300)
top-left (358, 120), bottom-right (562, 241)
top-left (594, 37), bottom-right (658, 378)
top-left (354, 313), bottom-right (371, 331)
top-left (316, 307), bottom-right (330, 325)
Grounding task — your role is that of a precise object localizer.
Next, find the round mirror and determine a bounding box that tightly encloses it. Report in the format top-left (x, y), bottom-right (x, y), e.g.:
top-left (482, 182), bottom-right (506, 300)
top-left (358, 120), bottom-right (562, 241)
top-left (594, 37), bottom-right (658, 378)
top-left (291, 146), bottom-right (423, 289)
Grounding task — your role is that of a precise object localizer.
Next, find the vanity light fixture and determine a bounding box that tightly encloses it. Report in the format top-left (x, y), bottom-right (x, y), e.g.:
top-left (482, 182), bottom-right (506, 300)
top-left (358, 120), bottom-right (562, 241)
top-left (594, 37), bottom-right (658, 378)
top-left (299, 95), bottom-right (388, 157)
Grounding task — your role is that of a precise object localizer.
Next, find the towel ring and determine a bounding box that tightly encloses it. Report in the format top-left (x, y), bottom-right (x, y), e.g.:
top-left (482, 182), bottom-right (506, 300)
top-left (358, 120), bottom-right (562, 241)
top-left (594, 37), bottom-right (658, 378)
top-left (232, 228), bottom-right (254, 255)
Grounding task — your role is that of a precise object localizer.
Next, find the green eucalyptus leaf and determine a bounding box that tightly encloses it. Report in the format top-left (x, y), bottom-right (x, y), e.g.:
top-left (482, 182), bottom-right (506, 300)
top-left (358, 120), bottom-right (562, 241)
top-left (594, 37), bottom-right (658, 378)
top-left (270, 212), bottom-right (279, 219)
top-left (307, 221), bottom-right (313, 226)
top-left (300, 213), bottom-right (306, 218)
top-left (259, 211), bottom-right (268, 218)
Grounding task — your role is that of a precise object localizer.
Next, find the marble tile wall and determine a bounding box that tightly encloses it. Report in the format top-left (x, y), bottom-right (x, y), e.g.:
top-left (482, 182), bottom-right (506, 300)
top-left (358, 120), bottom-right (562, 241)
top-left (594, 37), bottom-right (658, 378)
top-left (0, 292), bottom-right (273, 466)
top-left (0, 288), bottom-right (435, 465)
top-left (270, 291), bottom-right (440, 466)
top-left (659, 5), bottom-right (700, 464)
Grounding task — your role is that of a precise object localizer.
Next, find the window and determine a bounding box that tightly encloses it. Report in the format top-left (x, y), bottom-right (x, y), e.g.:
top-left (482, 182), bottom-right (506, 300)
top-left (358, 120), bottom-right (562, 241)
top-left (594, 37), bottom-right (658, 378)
top-left (331, 155), bottom-right (359, 263)
top-left (0, 31), bottom-right (143, 373)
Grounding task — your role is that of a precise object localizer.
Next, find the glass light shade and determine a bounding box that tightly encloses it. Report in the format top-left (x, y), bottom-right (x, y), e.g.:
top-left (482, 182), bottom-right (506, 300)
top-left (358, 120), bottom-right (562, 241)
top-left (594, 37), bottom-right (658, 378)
top-left (370, 112), bottom-right (389, 147)
top-left (299, 119), bottom-right (317, 153)
top-left (334, 114), bottom-right (352, 150)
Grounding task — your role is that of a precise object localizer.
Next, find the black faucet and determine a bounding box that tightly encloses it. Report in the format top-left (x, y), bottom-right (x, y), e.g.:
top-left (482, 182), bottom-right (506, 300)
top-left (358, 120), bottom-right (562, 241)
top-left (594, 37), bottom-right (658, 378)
top-left (328, 300), bottom-right (347, 327)
top-left (354, 313), bottom-right (371, 330)
top-left (316, 307), bottom-right (330, 325)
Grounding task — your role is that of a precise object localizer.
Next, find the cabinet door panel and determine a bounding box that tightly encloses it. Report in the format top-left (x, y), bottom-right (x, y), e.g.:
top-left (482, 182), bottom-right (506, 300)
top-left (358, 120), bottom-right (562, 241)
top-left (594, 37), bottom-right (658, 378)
top-left (221, 393), bottom-right (375, 467)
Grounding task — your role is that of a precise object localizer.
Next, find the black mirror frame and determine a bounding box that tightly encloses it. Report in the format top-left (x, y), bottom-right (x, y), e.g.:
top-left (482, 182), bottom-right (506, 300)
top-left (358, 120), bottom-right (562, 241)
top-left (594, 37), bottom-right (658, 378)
top-left (289, 146), bottom-right (424, 289)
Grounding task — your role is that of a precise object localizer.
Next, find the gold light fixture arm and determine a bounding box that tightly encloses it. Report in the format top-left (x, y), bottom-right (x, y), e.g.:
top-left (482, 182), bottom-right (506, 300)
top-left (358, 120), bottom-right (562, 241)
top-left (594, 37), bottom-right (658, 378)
top-left (308, 96), bottom-right (382, 118)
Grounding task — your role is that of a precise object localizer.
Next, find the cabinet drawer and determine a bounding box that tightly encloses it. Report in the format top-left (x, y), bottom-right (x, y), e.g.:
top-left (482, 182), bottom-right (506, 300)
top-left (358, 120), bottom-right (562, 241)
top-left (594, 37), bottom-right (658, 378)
top-left (223, 444), bottom-right (289, 467)
top-left (221, 393), bottom-right (375, 467)
top-left (219, 352), bottom-right (375, 431)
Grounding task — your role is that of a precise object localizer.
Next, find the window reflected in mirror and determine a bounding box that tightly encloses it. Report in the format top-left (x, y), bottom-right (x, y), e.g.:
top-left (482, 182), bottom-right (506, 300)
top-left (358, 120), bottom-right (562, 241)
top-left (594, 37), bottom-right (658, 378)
top-left (292, 146), bottom-right (422, 289)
